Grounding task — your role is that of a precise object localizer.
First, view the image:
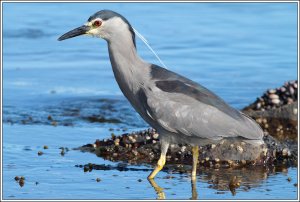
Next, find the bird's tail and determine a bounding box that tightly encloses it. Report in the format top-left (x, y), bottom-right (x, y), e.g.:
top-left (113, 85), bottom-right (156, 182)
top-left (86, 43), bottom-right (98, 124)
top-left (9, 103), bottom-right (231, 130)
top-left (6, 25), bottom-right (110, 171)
top-left (240, 112), bottom-right (265, 142)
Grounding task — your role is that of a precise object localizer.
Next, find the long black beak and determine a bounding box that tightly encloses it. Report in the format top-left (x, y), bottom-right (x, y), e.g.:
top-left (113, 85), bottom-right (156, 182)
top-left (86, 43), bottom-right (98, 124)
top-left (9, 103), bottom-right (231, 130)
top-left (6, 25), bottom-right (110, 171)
top-left (58, 25), bottom-right (90, 41)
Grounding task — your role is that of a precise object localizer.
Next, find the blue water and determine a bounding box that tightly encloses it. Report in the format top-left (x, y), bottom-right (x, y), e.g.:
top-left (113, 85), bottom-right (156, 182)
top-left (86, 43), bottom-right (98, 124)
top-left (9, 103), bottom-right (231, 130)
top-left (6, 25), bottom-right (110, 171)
top-left (2, 2), bottom-right (298, 200)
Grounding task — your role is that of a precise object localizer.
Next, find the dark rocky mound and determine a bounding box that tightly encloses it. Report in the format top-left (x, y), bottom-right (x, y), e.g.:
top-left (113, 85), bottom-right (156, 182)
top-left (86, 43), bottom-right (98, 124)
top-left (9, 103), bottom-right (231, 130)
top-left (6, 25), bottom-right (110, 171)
top-left (76, 80), bottom-right (298, 170)
top-left (244, 80), bottom-right (297, 111)
top-left (76, 128), bottom-right (297, 169)
top-left (243, 80), bottom-right (297, 141)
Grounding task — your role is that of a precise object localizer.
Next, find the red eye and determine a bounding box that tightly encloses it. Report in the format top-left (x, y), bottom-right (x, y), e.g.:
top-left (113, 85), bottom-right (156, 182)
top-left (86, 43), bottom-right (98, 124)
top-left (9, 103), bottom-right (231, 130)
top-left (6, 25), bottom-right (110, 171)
top-left (93, 20), bottom-right (102, 27)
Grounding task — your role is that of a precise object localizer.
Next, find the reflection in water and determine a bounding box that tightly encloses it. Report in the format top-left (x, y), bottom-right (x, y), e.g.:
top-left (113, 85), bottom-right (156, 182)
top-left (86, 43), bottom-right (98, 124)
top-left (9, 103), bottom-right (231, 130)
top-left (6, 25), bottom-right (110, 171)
top-left (148, 179), bottom-right (166, 200)
top-left (228, 176), bottom-right (241, 196)
top-left (200, 166), bottom-right (269, 192)
top-left (148, 177), bottom-right (198, 200)
top-left (148, 179), bottom-right (198, 200)
top-left (191, 178), bottom-right (198, 200)
top-left (147, 165), bottom-right (294, 199)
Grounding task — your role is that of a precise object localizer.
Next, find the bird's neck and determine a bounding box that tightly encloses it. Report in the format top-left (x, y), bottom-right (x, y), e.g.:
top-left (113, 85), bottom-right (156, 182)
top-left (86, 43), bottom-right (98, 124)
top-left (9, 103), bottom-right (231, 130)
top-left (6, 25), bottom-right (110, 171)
top-left (107, 38), bottom-right (149, 97)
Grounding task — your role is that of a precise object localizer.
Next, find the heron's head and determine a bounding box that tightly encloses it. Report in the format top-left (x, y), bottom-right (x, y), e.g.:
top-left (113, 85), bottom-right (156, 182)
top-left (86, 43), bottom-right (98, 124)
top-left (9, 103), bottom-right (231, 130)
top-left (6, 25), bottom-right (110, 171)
top-left (58, 10), bottom-right (136, 47)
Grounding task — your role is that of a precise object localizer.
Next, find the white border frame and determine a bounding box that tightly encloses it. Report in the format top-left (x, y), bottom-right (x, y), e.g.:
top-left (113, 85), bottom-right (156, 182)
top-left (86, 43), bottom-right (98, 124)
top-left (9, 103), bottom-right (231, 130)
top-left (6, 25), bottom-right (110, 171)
top-left (0, 1), bottom-right (299, 201)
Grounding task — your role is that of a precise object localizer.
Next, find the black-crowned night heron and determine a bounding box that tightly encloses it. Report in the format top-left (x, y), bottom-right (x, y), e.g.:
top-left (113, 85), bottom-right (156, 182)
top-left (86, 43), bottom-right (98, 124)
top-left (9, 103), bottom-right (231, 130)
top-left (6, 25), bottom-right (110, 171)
top-left (58, 10), bottom-right (264, 180)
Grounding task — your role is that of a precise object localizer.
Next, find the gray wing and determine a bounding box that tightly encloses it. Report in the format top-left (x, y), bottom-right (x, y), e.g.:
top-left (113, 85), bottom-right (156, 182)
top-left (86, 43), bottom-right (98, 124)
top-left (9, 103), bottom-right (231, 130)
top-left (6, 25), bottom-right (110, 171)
top-left (144, 64), bottom-right (263, 140)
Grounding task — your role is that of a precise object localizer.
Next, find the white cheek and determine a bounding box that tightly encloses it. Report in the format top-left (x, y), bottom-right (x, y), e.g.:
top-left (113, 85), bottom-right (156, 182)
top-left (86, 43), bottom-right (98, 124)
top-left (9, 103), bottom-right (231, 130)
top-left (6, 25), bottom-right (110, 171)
top-left (87, 29), bottom-right (102, 38)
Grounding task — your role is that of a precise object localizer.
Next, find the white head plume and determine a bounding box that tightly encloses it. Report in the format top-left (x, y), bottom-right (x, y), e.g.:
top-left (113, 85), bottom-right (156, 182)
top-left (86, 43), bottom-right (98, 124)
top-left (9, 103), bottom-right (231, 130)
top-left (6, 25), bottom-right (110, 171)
top-left (133, 27), bottom-right (167, 69)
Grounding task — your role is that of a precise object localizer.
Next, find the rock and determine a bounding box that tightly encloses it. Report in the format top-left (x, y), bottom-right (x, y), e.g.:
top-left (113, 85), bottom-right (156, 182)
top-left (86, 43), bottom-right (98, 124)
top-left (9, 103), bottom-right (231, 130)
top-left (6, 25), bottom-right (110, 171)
top-left (293, 108), bottom-right (297, 115)
top-left (282, 148), bottom-right (289, 156)
top-left (153, 133), bottom-right (159, 139)
top-left (280, 87), bottom-right (286, 92)
top-left (268, 89), bottom-right (276, 94)
top-left (271, 98), bottom-right (280, 104)
top-left (256, 103), bottom-right (261, 109)
top-left (114, 138), bottom-right (120, 146)
top-left (289, 86), bottom-right (294, 95)
top-left (19, 179), bottom-right (25, 187)
top-left (269, 94), bottom-right (279, 99)
top-left (256, 118), bottom-right (262, 124)
top-left (237, 146), bottom-right (243, 153)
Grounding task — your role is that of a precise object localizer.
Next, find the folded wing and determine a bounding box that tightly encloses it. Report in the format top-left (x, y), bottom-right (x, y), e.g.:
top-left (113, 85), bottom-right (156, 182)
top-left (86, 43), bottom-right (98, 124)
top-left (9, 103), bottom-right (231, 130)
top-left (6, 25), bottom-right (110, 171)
top-left (143, 64), bottom-right (263, 141)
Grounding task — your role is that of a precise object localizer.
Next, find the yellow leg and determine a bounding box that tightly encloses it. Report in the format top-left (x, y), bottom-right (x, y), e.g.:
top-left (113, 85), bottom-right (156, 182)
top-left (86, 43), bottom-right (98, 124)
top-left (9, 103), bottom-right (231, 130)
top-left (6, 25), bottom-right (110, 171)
top-left (148, 154), bottom-right (166, 179)
top-left (148, 140), bottom-right (169, 179)
top-left (192, 146), bottom-right (199, 179)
